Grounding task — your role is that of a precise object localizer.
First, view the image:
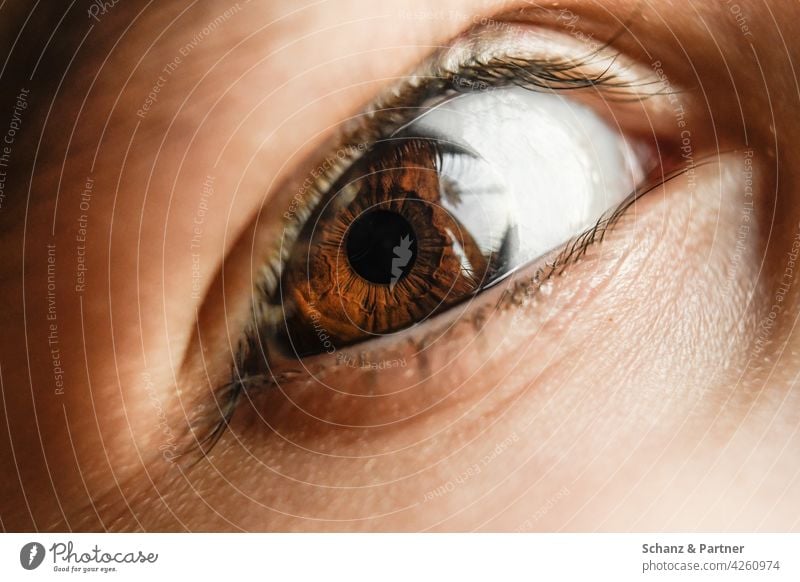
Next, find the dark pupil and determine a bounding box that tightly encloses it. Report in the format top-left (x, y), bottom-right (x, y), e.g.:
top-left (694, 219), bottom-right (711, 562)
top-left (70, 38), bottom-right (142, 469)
top-left (346, 209), bottom-right (417, 285)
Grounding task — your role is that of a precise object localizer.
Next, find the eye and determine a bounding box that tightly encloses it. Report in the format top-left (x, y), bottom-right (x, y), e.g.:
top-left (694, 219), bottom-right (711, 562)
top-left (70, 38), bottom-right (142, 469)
top-left (187, 26), bottom-right (682, 454)
top-left (271, 86), bottom-right (648, 357)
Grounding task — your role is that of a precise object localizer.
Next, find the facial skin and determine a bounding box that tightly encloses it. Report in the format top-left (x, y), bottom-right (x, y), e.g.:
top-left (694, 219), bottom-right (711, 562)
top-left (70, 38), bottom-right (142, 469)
top-left (0, 0), bottom-right (798, 532)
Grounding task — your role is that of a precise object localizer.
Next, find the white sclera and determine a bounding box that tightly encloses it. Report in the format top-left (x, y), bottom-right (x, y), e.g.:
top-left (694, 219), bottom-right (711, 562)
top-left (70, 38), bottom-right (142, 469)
top-left (409, 87), bottom-right (645, 268)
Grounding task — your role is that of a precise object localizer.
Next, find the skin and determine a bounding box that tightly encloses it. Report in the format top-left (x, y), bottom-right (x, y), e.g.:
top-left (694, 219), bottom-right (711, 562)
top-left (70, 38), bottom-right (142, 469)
top-left (0, 0), bottom-right (798, 531)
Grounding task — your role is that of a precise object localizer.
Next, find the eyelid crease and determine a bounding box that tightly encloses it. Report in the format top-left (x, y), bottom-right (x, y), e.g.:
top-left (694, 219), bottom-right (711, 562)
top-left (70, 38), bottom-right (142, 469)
top-left (184, 23), bottom-right (686, 462)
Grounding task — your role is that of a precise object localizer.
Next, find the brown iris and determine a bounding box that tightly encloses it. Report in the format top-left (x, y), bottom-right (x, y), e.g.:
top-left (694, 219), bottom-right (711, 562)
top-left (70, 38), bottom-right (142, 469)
top-left (276, 137), bottom-right (501, 356)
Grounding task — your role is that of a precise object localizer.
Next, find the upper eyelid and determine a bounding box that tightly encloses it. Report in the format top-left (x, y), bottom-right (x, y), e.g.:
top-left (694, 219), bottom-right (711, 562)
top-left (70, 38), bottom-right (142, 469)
top-left (330, 26), bottom-right (672, 188)
top-left (357, 41), bottom-right (651, 144)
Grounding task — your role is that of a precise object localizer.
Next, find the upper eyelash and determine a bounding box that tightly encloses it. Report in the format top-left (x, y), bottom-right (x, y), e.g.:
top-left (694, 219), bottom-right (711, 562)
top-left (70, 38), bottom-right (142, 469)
top-left (181, 35), bottom-right (664, 463)
top-left (261, 45), bottom-right (648, 293)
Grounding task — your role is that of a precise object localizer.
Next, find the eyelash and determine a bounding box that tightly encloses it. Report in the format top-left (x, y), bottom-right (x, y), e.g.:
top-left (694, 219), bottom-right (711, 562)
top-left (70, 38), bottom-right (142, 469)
top-left (183, 39), bottom-right (670, 462)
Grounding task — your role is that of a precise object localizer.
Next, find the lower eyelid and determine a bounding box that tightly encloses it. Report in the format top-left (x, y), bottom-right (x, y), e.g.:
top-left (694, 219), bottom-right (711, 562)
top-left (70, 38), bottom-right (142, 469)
top-left (231, 250), bottom-right (611, 440)
top-left (247, 207), bottom-right (635, 428)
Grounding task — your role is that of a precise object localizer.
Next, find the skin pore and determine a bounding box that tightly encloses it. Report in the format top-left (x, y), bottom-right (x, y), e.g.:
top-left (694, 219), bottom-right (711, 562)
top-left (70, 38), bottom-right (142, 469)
top-left (0, 0), bottom-right (798, 531)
